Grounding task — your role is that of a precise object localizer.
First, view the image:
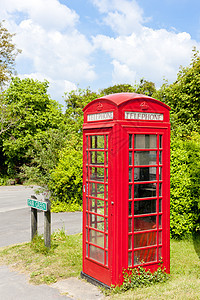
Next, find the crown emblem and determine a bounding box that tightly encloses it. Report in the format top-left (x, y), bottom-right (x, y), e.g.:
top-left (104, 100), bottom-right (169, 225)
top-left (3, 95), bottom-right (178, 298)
top-left (140, 101), bottom-right (149, 110)
top-left (97, 102), bottom-right (103, 111)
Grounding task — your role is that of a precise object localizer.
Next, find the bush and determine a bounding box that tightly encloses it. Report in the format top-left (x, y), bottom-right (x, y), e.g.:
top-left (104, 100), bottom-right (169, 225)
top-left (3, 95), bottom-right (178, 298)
top-left (170, 132), bottom-right (200, 238)
top-left (49, 136), bottom-right (82, 207)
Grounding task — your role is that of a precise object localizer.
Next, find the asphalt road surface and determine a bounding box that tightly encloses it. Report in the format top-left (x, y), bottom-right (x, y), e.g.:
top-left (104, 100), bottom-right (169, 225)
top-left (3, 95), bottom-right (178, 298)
top-left (0, 185), bottom-right (82, 247)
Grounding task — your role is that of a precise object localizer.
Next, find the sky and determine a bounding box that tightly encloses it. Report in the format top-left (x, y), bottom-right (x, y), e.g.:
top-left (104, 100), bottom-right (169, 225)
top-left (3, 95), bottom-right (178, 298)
top-left (1, 0), bottom-right (200, 106)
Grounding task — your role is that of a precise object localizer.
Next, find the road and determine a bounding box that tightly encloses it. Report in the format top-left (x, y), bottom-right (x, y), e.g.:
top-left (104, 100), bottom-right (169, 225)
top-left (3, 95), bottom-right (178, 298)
top-left (0, 185), bottom-right (82, 247)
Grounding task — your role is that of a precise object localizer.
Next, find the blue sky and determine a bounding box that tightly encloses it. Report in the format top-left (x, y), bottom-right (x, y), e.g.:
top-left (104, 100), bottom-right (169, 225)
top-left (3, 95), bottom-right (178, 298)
top-left (0, 0), bottom-right (200, 106)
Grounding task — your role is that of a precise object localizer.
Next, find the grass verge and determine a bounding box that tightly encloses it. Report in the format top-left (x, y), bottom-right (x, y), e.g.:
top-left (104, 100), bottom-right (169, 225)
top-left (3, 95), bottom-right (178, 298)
top-left (0, 232), bottom-right (200, 299)
top-left (0, 229), bottom-right (82, 285)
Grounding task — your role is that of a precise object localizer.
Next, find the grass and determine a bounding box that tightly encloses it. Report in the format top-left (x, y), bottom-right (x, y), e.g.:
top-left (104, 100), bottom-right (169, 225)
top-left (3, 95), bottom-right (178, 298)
top-left (0, 229), bottom-right (82, 285)
top-left (0, 232), bottom-right (200, 299)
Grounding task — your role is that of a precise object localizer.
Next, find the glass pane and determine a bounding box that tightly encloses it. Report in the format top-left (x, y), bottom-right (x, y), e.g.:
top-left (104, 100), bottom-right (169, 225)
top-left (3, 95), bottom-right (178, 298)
top-left (134, 151), bottom-right (157, 165)
top-left (159, 183), bottom-right (162, 196)
top-left (129, 134), bottom-right (133, 149)
top-left (105, 201), bottom-right (108, 215)
top-left (129, 201), bottom-right (132, 215)
top-left (90, 135), bottom-right (105, 149)
top-left (159, 151), bottom-right (162, 164)
top-left (129, 168), bottom-right (132, 182)
top-left (89, 245), bottom-right (104, 264)
top-left (86, 136), bottom-right (89, 149)
top-left (134, 135), bottom-right (157, 149)
top-left (134, 183), bottom-right (157, 198)
top-left (128, 235), bottom-right (132, 249)
top-left (159, 135), bottom-right (162, 149)
top-left (106, 135), bottom-right (108, 149)
top-left (106, 251), bottom-right (108, 266)
top-left (159, 199), bottom-right (162, 212)
top-left (159, 167), bottom-right (162, 180)
top-left (134, 232), bottom-right (157, 248)
top-left (134, 167), bottom-right (156, 182)
top-left (134, 248), bottom-right (157, 265)
top-left (134, 199), bottom-right (157, 215)
top-left (158, 247), bottom-right (162, 260)
top-left (134, 216), bottom-right (157, 232)
top-left (90, 183), bottom-right (104, 198)
top-left (128, 252), bottom-right (132, 267)
top-left (105, 168), bottom-right (108, 182)
top-left (90, 229), bottom-right (104, 247)
top-left (159, 231), bottom-right (162, 245)
top-left (90, 214), bottom-right (104, 231)
top-left (90, 151), bottom-right (104, 165)
top-left (129, 152), bottom-right (133, 165)
top-left (106, 152), bottom-right (108, 165)
top-left (89, 198), bottom-right (104, 215)
top-left (159, 215), bottom-right (162, 228)
top-left (90, 167), bottom-right (104, 182)
top-left (129, 185), bottom-right (132, 199)
top-left (128, 218), bottom-right (132, 232)
top-left (106, 235), bottom-right (108, 248)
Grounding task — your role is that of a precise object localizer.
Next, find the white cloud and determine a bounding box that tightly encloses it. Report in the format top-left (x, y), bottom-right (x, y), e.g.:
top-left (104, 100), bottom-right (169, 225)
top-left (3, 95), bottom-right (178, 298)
top-left (0, 0), bottom-right (96, 102)
top-left (91, 0), bottom-right (145, 35)
top-left (92, 0), bottom-right (200, 87)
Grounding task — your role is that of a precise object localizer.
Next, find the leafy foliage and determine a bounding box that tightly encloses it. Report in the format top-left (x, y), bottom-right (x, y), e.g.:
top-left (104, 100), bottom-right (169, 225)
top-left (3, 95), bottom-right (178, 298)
top-left (49, 136), bottom-right (83, 206)
top-left (1, 77), bottom-right (64, 177)
top-left (170, 132), bottom-right (200, 237)
top-left (0, 20), bottom-right (21, 87)
top-left (110, 265), bottom-right (169, 294)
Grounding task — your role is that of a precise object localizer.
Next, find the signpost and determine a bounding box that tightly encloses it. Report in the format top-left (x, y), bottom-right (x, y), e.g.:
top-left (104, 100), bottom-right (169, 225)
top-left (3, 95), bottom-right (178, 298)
top-left (27, 195), bottom-right (51, 248)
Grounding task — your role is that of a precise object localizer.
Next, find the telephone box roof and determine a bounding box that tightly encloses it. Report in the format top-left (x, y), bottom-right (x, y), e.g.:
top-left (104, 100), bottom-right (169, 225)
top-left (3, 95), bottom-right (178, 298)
top-left (83, 93), bottom-right (170, 111)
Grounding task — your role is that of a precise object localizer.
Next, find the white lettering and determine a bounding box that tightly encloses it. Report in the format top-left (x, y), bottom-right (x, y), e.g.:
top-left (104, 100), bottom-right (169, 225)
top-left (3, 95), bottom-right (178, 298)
top-left (87, 111), bottom-right (114, 122)
top-left (125, 111), bottom-right (163, 121)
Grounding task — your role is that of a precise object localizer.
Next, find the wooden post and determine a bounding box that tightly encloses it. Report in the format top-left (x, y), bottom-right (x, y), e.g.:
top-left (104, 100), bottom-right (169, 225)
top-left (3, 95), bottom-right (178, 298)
top-left (44, 199), bottom-right (51, 248)
top-left (31, 207), bottom-right (37, 239)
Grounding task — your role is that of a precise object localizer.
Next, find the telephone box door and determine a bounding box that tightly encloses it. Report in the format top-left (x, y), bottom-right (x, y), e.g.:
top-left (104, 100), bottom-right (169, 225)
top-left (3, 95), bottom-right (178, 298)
top-left (82, 129), bottom-right (113, 286)
top-left (127, 129), bottom-right (170, 272)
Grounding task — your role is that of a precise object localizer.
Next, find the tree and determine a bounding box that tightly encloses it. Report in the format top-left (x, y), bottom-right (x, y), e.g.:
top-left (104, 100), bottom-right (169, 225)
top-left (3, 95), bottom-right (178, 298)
top-left (1, 77), bottom-right (64, 176)
top-left (155, 49), bottom-right (200, 135)
top-left (0, 20), bottom-right (21, 88)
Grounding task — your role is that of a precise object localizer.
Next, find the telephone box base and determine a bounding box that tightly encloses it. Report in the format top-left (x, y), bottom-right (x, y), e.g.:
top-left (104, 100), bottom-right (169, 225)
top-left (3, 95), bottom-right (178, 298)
top-left (80, 271), bottom-right (110, 289)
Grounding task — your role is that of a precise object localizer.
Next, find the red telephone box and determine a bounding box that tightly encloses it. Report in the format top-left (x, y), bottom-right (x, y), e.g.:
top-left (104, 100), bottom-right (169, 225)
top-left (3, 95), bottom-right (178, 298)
top-left (81, 93), bottom-right (170, 287)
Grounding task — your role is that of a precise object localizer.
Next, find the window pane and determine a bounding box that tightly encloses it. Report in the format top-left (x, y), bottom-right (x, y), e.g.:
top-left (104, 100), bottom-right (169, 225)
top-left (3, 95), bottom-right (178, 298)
top-left (129, 185), bottom-right (132, 199)
top-left (90, 135), bottom-right (105, 149)
top-left (159, 135), bottom-right (162, 149)
top-left (128, 218), bottom-right (132, 232)
top-left (134, 135), bottom-right (157, 149)
top-left (89, 199), bottom-right (104, 215)
top-left (134, 151), bottom-right (157, 165)
top-left (134, 248), bottom-right (157, 265)
top-left (134, 199), bottom-right (157, 215)
top-left (134, 183), bottom-right (157, 198)
top-left (134, 167), bottom-right (156, 181)
top-left (129, 201), bottom-right (132, 215)
top-left (90, 151), bottom-right (104, 165)
top-left (128, 252), bottom-right (132, 267)
top-left (129, 152), bottom-right (133, 165)
top-left (90, 214), bottom-right (104, 231)
top-left (89, 245), bottom-right (104, 264)
top-left (90, 167), bottom-right (104, 182)
top-left (129, 168), bottom-right (132, 182)
top-left (129, 134), bottom-right (133, 149)
top-left (134, 232), bottom-right (157, 248)
top-left (128, 235), bottom-right (132, 249)
top-left (89, 229), bottom-right (104, 247)
top-left (90, 183), bottom-right (104, 198)
top-left (134, 216), bottom-right (157, 231)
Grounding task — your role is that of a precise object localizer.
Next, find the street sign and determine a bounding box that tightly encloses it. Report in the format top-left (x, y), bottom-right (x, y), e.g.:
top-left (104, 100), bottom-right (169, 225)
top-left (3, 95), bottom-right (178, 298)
top-left (27, 198), bottom-right (47, 211)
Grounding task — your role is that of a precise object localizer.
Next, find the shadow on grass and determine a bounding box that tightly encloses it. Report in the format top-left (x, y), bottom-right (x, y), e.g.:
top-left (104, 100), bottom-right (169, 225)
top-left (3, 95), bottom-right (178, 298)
top-left (192, 231), bottom-right (200, 259)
